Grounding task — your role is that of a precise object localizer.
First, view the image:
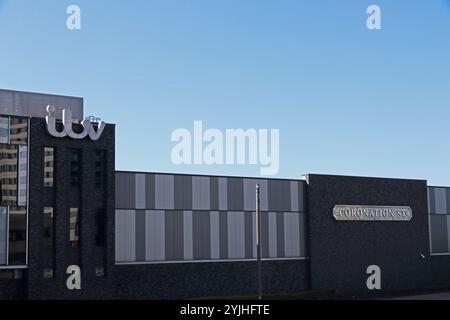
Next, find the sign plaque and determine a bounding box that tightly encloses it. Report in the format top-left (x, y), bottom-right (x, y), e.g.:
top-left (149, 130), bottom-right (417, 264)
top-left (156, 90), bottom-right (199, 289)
top-left (333, 205), bottom-right (412, 221)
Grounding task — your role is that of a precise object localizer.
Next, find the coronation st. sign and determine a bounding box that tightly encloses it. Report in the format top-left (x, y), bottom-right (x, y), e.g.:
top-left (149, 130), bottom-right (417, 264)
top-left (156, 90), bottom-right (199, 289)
top-left (333, 205), bottom-right (412, 221)
top-left (46, 105), bottom-right (105, 141)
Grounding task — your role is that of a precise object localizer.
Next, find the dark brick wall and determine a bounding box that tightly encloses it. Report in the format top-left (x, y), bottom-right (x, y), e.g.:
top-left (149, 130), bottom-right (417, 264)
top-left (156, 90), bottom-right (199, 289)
top-left (306, 174), bottom-right (431, 296)
top-left (112, 260), bottom-right (308, 300)
top-left (27, 118), bottom-right (116, 300)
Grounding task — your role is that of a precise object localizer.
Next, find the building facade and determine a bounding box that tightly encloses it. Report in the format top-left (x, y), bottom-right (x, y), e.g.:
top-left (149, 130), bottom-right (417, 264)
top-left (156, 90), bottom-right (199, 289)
top-left (0, 89), bottom-right (450, 299)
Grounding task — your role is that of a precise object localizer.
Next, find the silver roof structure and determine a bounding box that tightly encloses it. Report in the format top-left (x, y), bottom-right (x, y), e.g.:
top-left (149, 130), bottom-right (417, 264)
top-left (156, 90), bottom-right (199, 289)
top-left (0, 89), bottom-right (83, 121)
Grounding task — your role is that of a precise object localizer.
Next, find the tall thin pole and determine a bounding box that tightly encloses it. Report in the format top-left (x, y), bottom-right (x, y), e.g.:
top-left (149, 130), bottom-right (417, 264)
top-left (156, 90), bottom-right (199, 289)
top-left (256, 184), bottom-right (262, 300)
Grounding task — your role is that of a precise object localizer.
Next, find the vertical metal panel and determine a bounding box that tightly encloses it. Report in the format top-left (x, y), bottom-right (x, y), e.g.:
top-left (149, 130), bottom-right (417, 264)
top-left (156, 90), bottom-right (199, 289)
top-left (227, 212), bottom-right (245, 259)
top-left (299, 181), bottom-right (306, 212)
top-left (219, 211), bottom-right (228, 259)
top-left (268, 180), bottom-right (291, 212)
top-left (155, 175), bottom-right (174, 210)
top-left (244, 212), bottom-right (254, 259)
top-left (290, 181), bottom-right (299, 212)
top-left (193, 211), bottom-right (211, 259)
top-left (210, 177), bottom-right (219, 211)
top-left (284, 212), bottom-right (300, 257)
top-left (174, 175), bottom-right (192, 210)
top-left (165, 211), bottom-right (184, 261)
top-left (135, 210), bottom-right (146, 262)
top-left (447, 216), bottom-right (450, 254)
top-left (299, 213), bottom-right (306, 257)
top-left (227, 178), bottom-right (244, 211)
top-left (145, 174), bottom-right (156, 210)
top-left (261, 212), bottom-right (269, 258)
top-left (210, 211), bottom-right (220, 260)
top-left (145, 210), bottom-right (165, 261)
top-left (430, 215), bottom-right (449, 253)
top-left (192, 176), bottom-right (211, 210)
top-left (115, 210), bottom-right (136, 262)
top-left (135, 174), bottom-right (146, 209)
top-left (183, 211), bottom-right (193, 260)
top-left (218, 178), bottom-right (228, 211)
top-left (427, 188), bottom-right (433, 213)
top-left (276, 212), bottom-right (285, 258)
top-left (268, 212), bottom-right (278, 258)
top-left (435, 188), bottom-right (447, 214)
top-left (116, 173), bottom-right (135, 209)
top-left (252, 212), bottom-right (257, 258)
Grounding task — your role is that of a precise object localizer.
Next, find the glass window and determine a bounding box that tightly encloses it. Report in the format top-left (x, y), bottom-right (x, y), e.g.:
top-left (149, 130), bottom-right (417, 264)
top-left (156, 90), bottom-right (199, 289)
top-left (8, 207), bottom-right (26, 266)
top-left (70, 149), bottom-right (81, 187)
top-left (95, 208), bottom-right (105, 247)
top-left (9, 118), bottom-right (28, 145)
top-left (0, 207), bottom-right (7, 265)
top-left (94, 150), bottom-right (106, 188)
top-left (18, 146), bottom-right (27, 206)
top-left (69, 208), bottom-right (79, 247)
top-left (0, 144), bottom-right (17, 206)
top-left (0, 117), bottom-right (8, 144)
top-left (44, 147), bottom-right (54, 188)
top-left (43, 207), bottom-right (54, 247)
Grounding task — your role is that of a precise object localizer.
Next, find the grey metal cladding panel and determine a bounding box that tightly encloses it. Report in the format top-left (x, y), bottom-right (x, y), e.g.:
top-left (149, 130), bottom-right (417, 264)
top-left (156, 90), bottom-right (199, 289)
top-left (165, 211), bottom-right (184, 261)
top-left (135, 210), bottom-right (146, 262)
top-left (0, 89), bottom-right (83, 120)
top-left (299, 180), bottom-right (307, 212)
top-left (116, 172), bottom-right (136, 209)
top-left (210, 177), bottom-right (219, 211)
top-left (155, 175), bottom-right (175, 210)
top-left (193, 211), bottom-right (211, 260)
top-left (244, 212), bottom-right (254, 259)
top-left (174, 175), bottom-right (192, 210)
top-left (276, 212), bottom-right (285, 258)
top-left (192, 176), bottom-right (211, 210)
top-left (446, 189), bottom-right (450, 214)
top-left (227, 178), bottom-right (244, 211)
top-left (299, 213), bottom-right (307, 257)
top-left (434, 187), bottom-right (447, 214)
top-left (219, 211), bottom-right (228, 259)
top-left (430, 215), bottom-right (449, 253)
top-left (145, 174), bottom-right (156, 209)
top-left (268, 180), bottom-right (291, 212)
top-left (261, 212), bottom-right (269, 258)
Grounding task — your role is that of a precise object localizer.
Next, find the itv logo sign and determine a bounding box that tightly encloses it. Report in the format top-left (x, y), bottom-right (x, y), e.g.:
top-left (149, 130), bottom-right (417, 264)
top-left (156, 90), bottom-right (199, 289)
top-left (46, 105), bottom-right (105, 141)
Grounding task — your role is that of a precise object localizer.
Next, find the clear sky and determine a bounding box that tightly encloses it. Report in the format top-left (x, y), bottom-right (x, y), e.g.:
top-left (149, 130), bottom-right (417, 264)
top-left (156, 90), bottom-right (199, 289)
top-left (1, 0), bottom-right (450, 185)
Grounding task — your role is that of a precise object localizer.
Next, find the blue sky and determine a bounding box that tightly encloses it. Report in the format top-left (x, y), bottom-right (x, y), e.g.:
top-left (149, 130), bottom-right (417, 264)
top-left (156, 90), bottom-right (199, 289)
top-left (1, 1), bottom-right (450, 185)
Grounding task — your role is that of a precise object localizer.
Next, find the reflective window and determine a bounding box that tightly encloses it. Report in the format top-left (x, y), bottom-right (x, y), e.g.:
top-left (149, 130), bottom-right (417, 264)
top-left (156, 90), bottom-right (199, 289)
top-left (70, 208), bottom-right (79, 247)
top-left (94, 150), bottom-right (106, 188)
top-left (95, 208), bottom-right (105, 247)
top-left (70, 149), bottom-right (81, 187)
top-left (18, 146), bottom-right (27, 206)
top-left (0, 117), bottom-right (8, 144)
top-left (8, 207), bottom-right (26, 265)
top-left (0, 207), bottom-right (7, 265)
top-left (0, 144), bottom-right (17, 206)
top-left (44, 147), bottom-right (54, 188)
top-left (43, 207), bottom-right (54, 247)
top-left (9, 118), bottom-right (28, 145)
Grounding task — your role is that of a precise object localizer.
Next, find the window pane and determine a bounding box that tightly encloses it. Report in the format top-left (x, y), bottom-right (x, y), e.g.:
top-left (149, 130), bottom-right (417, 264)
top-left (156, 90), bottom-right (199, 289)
top-left (95, 208), bottom-right (105, 247)
top-left (43, 207), bottom-right (54, 247)
top-left (18, 146), bottom-right (27, 206)
top-left (70, 208), bottom-right (79, 246)
top-left (8, 207), bottom-right (26, 265)
top-left (0, 117), bottom-right (8, 144)
top-left (9, 118), bottom-right (28, 145)
top-left (0, 207), bottom-right (7, 265)
top-left (44, 147), bottom-right (54, 187)
top-left (0, 144), bottom-right (17, 206)
top-left (70, 149), bottom-right (81, 187)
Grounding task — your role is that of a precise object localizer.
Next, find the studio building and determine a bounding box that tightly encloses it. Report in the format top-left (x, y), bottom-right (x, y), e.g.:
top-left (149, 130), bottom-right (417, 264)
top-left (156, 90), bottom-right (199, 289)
top-left (0, 89), bottom-right (449, 300)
